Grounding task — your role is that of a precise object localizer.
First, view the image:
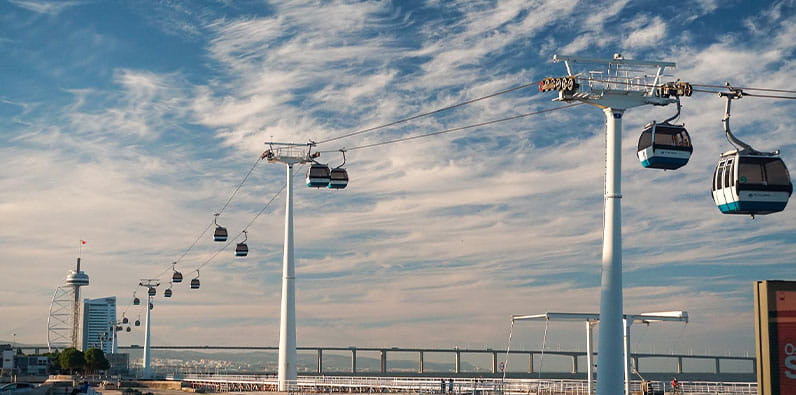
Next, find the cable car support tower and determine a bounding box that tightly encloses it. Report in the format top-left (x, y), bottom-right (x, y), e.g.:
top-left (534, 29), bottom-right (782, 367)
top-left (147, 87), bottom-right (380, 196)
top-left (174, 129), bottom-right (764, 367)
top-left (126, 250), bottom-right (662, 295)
top-left (138, 279), bottom-right (159, 379)
top-left (540, 54), bottom-right (691, 395)
top-left (261, 142), bottom-right (322, 391)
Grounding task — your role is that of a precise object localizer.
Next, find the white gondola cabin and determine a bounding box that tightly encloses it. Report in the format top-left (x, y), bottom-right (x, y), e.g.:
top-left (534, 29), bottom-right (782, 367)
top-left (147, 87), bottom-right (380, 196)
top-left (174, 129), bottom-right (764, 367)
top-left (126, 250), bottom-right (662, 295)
top-left (306, 164), bottom-right (331, 188)
top-left (235, 230), bottom-right (248, 257)
top-left (637, 122), bottom-right (692, 170)
top-left (328, 167), bottom-right (348, 189)
top-left (214, 225), bottom-right (228, 242)
top-left (712, 150), bottom-right (792, 215)
top-left (213, 214), bottom-right (227, 242)
top-left (235, 242), bottom-right (248, 257)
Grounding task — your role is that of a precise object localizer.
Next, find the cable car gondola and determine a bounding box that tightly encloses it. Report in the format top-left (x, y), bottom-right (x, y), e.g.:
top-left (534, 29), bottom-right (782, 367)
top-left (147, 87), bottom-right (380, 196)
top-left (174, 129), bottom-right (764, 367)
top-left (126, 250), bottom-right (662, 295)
top-left (306, 163), bottom-right (331, 188)
top-left (327, 150), bottom-right (348, 189)
top-left (235, 230), bottom-right (248, 257)
top-left (126, 327), bottom-right (131, 332)
top-left (328, 168), bottom-right (348, 189)
top-left (122, 316), bottom-right (128, 324)
top-left (133, 297), bottom-right (140, 306)
top-left (147, 287), bottom-right (156, 296)
top-left (164, 287), bottom-right (173, 298)
top-left (172, 262), bottom-right (183, 283)
top-left (712, 150), bottom-right (792, 215)
top-left (637, 100), bottom-right (692, 170)
top-left (213, 213), bottom-right (227, 242)
top-left (191, 270), bottom-right (200, 289)
top-left (711, 87), bottom-right (793, 216)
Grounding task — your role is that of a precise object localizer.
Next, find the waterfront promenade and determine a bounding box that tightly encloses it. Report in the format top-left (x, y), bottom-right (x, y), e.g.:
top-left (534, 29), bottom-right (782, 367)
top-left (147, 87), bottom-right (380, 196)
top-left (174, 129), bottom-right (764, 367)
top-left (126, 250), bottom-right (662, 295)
top-left (180, 374), bottom-right (757, 394)
top-left (113, 345), bottom-right (755, 382)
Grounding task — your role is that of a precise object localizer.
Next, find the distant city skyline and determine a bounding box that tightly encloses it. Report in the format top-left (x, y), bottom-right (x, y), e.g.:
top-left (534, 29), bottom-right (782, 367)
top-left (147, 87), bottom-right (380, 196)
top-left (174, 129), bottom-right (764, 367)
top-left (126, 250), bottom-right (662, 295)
top-left (1, 0), bottom-right (795, 359)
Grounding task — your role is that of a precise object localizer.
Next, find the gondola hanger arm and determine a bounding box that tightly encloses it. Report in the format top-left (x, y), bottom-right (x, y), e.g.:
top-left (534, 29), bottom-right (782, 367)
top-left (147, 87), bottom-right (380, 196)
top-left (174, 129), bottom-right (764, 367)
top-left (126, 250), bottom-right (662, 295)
top-left (719, 84), bottom-right (778, 155)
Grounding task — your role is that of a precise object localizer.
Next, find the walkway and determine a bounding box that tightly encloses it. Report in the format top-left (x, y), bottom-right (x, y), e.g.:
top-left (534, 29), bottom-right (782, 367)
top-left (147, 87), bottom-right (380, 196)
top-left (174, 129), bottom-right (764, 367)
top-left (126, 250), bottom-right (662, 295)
top-left (181, 374), bottom-right (757, 394)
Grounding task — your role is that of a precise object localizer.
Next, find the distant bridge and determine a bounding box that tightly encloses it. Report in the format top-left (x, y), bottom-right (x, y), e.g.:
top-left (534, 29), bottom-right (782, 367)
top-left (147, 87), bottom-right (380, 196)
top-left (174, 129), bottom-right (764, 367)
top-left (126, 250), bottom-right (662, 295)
top-left (109, 345), bottom-right (755, 382)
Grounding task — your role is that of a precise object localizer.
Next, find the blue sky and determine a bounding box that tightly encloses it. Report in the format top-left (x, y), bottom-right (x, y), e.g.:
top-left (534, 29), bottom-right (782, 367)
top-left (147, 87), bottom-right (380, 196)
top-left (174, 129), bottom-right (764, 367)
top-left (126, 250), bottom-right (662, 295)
top-left (1, 0), bottom-right (795, 360)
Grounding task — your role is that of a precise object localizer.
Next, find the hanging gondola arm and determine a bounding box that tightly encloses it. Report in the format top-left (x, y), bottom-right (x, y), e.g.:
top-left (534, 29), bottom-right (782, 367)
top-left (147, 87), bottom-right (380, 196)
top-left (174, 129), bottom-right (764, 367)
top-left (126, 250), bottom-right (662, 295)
top-left (720, 84), bottom-right (779, 156)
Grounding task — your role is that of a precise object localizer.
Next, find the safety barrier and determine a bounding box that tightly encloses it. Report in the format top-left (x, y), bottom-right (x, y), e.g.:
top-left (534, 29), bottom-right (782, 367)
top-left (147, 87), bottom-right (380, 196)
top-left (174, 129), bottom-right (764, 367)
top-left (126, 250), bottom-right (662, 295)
top-left (182, 374), bottom-right (757, 394)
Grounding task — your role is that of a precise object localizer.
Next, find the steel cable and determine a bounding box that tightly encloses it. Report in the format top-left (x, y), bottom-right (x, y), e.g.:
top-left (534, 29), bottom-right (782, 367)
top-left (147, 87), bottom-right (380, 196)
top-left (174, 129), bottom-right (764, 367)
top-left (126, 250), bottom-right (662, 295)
top-left (315, 81), bottom-right (542, 145)
top-left (324, 103), bottom-right (583, 152)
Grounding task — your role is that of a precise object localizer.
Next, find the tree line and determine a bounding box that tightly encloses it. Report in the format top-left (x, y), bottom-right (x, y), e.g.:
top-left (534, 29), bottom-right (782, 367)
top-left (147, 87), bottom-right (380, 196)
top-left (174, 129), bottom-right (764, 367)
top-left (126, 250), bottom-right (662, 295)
top-left (41, 347), bottom-right (111, 374)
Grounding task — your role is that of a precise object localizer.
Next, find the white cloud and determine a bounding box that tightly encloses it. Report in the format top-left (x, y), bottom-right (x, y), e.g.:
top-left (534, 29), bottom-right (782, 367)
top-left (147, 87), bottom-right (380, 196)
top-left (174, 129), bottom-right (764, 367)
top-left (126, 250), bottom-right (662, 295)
top-left (584, 0), bottom-right (632, 27)
top-left (561, 32), bottom-right (600, 55)
top-left (8, 0), bottom-right (83, 15)
top-left (622, 16), bottom-right (667, 49)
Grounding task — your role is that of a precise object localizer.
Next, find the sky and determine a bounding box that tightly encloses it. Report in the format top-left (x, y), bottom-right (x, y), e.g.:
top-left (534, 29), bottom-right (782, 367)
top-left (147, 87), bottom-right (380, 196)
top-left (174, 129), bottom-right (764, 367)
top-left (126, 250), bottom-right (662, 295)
top-left (1, 0), bottom-right (795, 362)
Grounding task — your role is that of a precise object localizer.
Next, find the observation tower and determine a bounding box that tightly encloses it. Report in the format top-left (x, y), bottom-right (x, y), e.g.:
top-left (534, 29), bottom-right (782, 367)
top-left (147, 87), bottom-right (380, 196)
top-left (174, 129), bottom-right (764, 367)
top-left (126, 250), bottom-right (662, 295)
top-left (48, 257), bottom-right (90, 351)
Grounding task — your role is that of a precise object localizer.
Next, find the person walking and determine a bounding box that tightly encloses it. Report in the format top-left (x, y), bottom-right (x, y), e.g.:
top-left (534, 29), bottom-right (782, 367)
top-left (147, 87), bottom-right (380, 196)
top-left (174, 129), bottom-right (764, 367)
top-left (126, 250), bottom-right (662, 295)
top-left (671, 377), bottom-right (681, 394)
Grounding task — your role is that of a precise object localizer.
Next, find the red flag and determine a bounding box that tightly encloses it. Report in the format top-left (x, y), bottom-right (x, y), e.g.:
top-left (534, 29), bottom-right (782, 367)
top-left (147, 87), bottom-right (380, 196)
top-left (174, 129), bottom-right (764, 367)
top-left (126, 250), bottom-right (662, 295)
top-left (81, 240), bottom-right (86, 245)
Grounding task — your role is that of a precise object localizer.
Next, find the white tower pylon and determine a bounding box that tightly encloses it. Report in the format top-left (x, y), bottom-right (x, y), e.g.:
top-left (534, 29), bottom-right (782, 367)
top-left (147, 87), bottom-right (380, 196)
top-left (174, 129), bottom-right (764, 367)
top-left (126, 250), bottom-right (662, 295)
top-left (261, 142), bottom-right (317, 391)
top-left (540, 54), bottom-right (690, 395)
top-left (139, 279), bottom-right (159, 379)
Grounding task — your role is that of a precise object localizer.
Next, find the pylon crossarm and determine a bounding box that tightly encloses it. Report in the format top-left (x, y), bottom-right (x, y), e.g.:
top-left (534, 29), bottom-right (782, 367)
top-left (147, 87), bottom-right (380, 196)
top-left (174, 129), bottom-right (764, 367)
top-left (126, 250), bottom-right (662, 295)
top-left (263, 141), bottom-right (317, 165)
top-left (546, 54), bottom-right (690, 110)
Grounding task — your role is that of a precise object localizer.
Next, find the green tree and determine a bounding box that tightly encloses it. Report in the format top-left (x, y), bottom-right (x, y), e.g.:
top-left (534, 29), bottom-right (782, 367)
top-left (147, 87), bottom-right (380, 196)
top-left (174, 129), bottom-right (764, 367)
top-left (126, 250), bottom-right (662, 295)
top-left (84, 348), bottom-right (110, 373)
top-left (58, 347), bottom-right (85, 373)
top-left (43, 350), bottom-right (61, 374)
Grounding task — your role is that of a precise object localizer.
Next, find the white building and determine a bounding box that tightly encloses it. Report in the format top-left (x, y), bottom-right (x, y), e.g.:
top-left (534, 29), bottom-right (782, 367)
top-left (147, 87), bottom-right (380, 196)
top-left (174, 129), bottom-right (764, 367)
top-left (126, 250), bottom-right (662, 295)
top-left (2, 349), bottom-right (14, 372)
top-left (82, 297), bottom-right (116, 354)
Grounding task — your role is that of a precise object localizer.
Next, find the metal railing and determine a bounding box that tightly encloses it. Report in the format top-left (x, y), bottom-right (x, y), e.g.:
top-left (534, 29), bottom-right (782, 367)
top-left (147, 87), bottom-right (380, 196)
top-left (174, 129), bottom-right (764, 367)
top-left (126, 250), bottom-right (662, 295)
top-left (182, 374), bottom-right (757, 394)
